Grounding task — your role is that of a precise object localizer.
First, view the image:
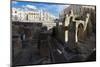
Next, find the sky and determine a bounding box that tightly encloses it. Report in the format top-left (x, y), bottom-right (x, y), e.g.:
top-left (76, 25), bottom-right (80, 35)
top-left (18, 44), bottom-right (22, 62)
top-left (11, 1), bottom-right (69, 17)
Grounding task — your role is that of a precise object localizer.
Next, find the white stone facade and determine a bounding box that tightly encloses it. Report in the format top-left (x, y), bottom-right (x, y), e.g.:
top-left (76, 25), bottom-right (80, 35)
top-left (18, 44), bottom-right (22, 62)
top-left (12, 8), bottom-right (56, 30)
top-left (12, 8), bottom-right (56, 22)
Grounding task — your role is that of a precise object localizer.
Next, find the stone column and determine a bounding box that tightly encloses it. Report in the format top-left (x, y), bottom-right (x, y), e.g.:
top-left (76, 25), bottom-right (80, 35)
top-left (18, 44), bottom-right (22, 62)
top-left (64, 15), bottom-right (70, 42)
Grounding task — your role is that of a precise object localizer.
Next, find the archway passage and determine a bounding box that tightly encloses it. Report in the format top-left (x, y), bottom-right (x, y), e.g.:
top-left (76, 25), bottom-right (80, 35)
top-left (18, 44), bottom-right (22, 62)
top-left (77, 23), bottom-right (84, 42)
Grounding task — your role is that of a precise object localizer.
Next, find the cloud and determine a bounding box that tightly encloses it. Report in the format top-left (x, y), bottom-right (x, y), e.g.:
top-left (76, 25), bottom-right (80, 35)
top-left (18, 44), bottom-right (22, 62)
top-left (12, 1), bottom-right (18, 4)
top-left (58, 5), bottom-right (70, 12)
top-left (23, 5), bottom-right (37, 10)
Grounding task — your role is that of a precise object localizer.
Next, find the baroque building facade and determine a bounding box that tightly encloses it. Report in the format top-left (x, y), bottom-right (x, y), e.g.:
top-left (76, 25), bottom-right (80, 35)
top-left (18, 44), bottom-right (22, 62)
top-left (12, 8), bottom-right (56, 30)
